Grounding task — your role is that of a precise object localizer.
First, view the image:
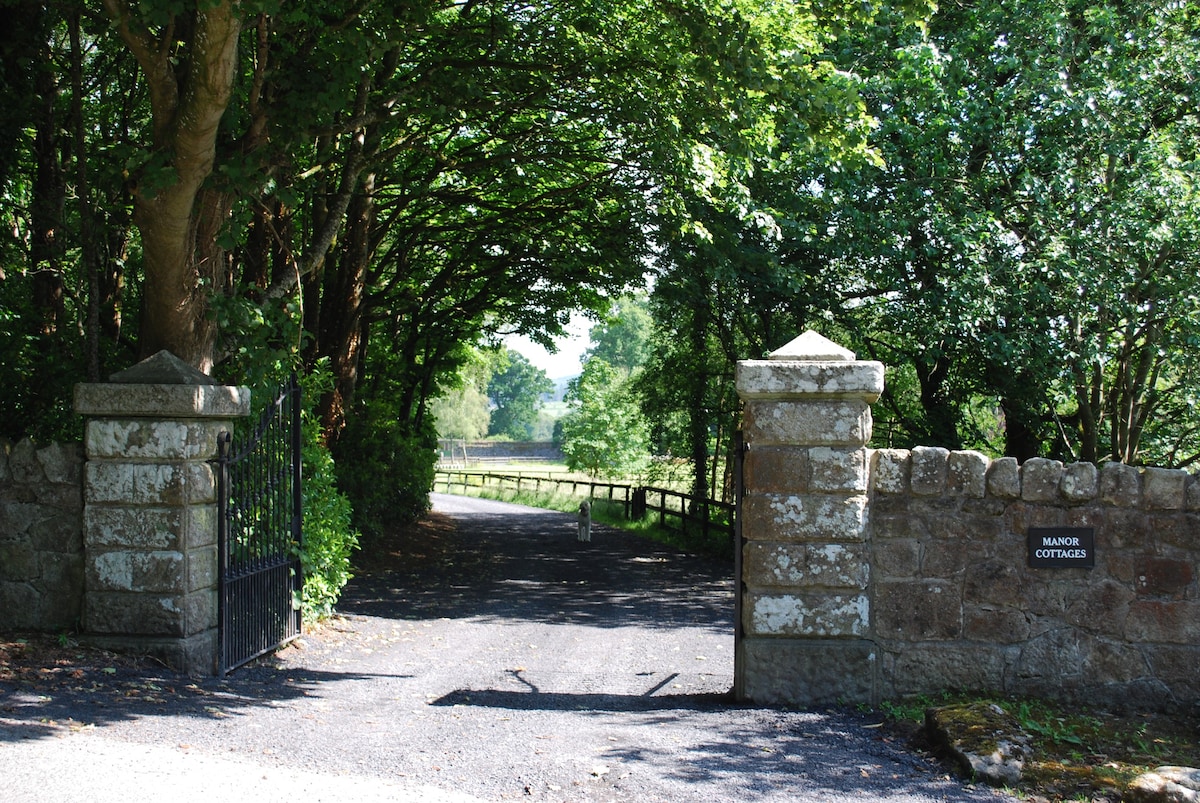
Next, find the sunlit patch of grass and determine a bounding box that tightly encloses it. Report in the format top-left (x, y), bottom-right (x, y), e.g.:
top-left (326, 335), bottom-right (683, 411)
top-left (875, 692), bottom-right (1200, 802)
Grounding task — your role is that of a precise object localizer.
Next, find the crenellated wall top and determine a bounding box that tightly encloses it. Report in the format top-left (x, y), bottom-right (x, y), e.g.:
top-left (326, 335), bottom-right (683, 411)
top-left (872, 447), bottom-right (1200, 512)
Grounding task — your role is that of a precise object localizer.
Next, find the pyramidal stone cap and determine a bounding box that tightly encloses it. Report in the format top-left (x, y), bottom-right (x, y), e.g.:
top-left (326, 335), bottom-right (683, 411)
top-left (109, 350), bottom-right (217, 385)
top-left (770, 330), bottom-right (856, 361)
top-left (736, 330), bottom-right (884, 401)
top-left (74, 350), bottom-right (251, 418)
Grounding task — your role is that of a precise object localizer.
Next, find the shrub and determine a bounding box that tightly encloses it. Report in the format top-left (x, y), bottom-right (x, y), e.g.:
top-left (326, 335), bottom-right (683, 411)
top-left (334, 397), bottom-right (436, 539)
top-left (297, 396), bottom-right (359, 622)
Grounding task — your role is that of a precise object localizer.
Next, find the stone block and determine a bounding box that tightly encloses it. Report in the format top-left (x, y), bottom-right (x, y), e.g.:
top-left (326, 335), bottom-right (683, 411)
top-left (921, 536), bottom-right (986, 578)
top-left (1188, 476), bottom-right (1200, 512)
top-left (36, 442), bottom-right (83, 484)
top-left (910, 447), bottom-right (949, 496)
top-left (0, 439), bottom-right (10, 483)
top-left (32, 482), bottom-right (84, 511)
top-left (134, 550), bottom-right (185, 592)
top-left (1125, 599), bottom-right (1200, 644)
top-left (871, 511), bottom-right (927, 540)
top-left (1012, 628), bottom-right (1089, 682)
top-left (183, 588), bottom-right (218, 635)
top-left (924, 502), bottom-right (1002, 543)
top-left (85, 591), bottom-right (184, 636)
top-left (874, 580), bottom-right (962, 640)
top-left (871, 449), bottom-right (910, 494)
top-left (1100, 462), bottom-right (1140, 507)
top-left (1024, 505), bottom-right (1068, 529)
top-left (1134, 556), bottom-right (1194, 599)
top-left (742, 400), bottom-right (873, 447)
top-left (29, 509), bottom-right (84, 553)
top-left (873, 539), bottom-right (922, 578)
top-left (9, 439), bottom-right (44, 483)
top-left (74, 382), bottom-right (250, 419)
top-left (0, 580), bottom-right (40, 629)
top-left (987, 457), bottom-right (1021, 499)
top-left (1150, 513), bottom-right (1199, 551)
top-left (85, 506), bottom-right (183, 550)
top-left (882, 644), bottom-right (1007, 699)
top-left (961, 496), bottom-right (1009, 517)
top-left (0, 542), bottom-right (37, 580)
top-left (1060, 462), bottom-right (1099, 502)
top-left (735, 359), bottom-right (884, 402)
top-left (1063, 506), bottom-right (1102, 530)
top-left (82, 629), bottom-right (218, 676)
top-left (963, 605), bottom-right (1031, 642)
top-left (187, 462), bottom-right (217, 503)
top-left (1142, 467), bottom-right (1189, 510)
top-left (743, 447), bottom-right (808, 494)
top-left (1064, 580), bottom-right (1133, 636)
top-left (743, 541), bottom-right (869, 589)
top-left (947, 451), bottom-right (989, 498)
top-left (808, 447), bottom-right (868, 492)
top-left (963, 559), bottom-right (1024, 607)
top-left (178, 628), bottom-right (219, 675)
top-left (1021, 458), bottom-right (1063, 503)
top-left (85, 462), bottom-right (186, 506)
top-left (186, 547), bottom-right (218, 593)
top-left (1145, 645), bottom-right (1200, 702)
top-left (85, 419), bottom-right (228, 461)
top-left (738, 638), bottom-right (876, 707)
top-left (36, 552), bottom-right (84, 626)
top-left (744, 591), bottom-right (868, 636)
top-left (743, 493), bottom-right (867, 543)
top-left (1085, 638), bottom-right (1149, 684)
top-left (185, 504), bottom-right (219, 549)
top-left (86, 549), bottom-right (184, 593)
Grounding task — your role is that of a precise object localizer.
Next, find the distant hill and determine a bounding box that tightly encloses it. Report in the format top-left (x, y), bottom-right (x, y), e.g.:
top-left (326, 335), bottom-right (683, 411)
top-left (544, 375), bottom-right (578, 403)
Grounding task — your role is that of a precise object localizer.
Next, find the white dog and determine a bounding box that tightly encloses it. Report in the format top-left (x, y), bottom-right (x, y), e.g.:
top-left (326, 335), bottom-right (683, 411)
top-left (577, 500), bottom-right (591, 543)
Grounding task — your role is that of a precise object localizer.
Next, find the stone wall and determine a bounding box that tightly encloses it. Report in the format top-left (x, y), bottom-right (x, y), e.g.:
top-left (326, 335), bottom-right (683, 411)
top-left (0, 353), bottom-right (248, 677)
top-left (0, 439), bottom-right (85, 631)
top-left (74, 367), bottom-right (250, 675)
top-left (871, 448), bottom-right (1199, 711)
top-left (736, 331), bottom-right (1200, 713)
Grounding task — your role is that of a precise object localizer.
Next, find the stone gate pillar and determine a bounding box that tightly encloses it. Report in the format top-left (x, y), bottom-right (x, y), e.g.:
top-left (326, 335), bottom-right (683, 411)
top-left (735, 331), bottom-right (883, 705)
top-left (73, 352), bottom-right (250, 674)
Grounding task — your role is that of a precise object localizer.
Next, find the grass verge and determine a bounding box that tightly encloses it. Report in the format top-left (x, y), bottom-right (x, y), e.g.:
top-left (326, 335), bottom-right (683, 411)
top-left (877, 691), bottom-right (1200, 801)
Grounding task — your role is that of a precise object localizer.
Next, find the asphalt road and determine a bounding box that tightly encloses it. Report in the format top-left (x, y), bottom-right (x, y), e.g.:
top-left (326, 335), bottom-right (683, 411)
top-left (0, 494), bottom-right (1016, 802)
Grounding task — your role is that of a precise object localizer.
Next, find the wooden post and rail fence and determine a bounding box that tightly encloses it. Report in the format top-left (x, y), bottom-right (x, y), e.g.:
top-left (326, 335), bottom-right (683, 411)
top-left (434, 470), bottom-right (735, 544)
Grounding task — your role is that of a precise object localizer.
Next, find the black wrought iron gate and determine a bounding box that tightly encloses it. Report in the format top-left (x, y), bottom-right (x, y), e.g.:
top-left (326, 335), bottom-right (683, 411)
top-left (215, 375), bottom-right (303, 674)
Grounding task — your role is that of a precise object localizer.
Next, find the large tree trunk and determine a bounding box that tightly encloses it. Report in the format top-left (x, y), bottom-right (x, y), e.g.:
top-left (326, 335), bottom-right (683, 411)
top-left (30, 12), bottom-right (65, 337)
top-left (102, 1), bottom-right (243, 372)
top-left (317, 171), bottom-right (375, 439)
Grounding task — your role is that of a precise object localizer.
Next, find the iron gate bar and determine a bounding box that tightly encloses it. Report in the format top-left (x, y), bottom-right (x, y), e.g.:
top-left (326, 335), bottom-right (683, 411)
top-left (215, 374), bottom-right (303, 675)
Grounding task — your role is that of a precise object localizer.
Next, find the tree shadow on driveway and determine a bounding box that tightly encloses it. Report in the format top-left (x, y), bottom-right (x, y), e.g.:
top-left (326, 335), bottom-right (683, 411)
top-left (345, 496), bottom-right (735, 633)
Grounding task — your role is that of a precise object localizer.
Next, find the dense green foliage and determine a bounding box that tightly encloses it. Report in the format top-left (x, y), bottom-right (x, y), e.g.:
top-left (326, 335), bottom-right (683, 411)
top-left (583, 295), bottom-right (654, 374)
top-left (560, 357), bottom-right (650, 478)
top-left (487, 350), bottom-right (554, 440)
top-left (635, 0), bottom-right (1200, 497)
top-left (297, 383), bottom-right (360, 622)
top-left (428, 350), bottom-right (494, 441)
top-left (216, 363), bottom-right (360, 623)
top-left (3, 0), bottom-right (1196, 578)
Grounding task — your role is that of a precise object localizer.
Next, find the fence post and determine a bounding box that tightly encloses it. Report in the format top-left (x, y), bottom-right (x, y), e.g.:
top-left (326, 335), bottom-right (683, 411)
top-left (734, 331), bottom-right (883, 707)
top-left (73, 351), bottom-right (251, 675)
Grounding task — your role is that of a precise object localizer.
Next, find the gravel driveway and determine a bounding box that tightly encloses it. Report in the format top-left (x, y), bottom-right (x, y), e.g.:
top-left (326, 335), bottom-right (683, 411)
top-left (1, 494), bottom-right (1016, 802)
